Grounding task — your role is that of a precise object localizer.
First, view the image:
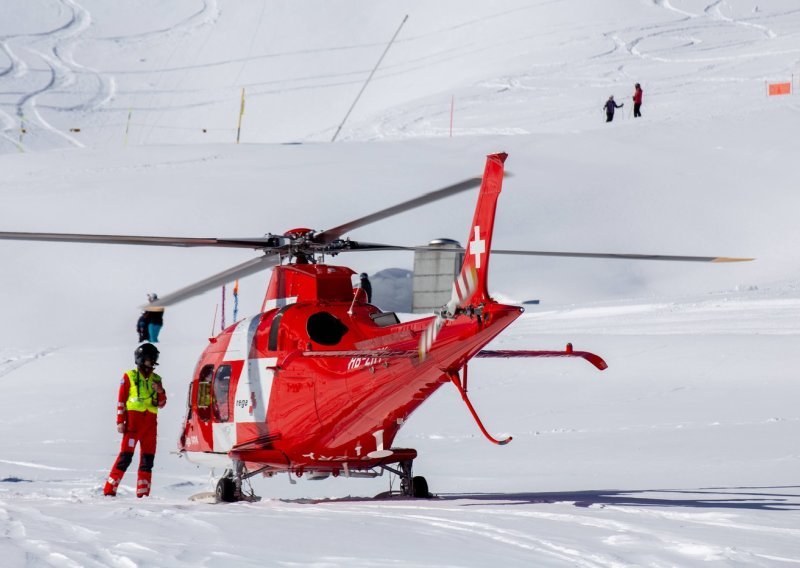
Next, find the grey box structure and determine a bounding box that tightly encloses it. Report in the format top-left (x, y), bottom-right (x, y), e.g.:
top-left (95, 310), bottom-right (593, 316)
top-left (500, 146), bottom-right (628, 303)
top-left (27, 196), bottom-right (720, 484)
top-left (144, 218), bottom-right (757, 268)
top-left (412, 239), bottom-right (464, 313)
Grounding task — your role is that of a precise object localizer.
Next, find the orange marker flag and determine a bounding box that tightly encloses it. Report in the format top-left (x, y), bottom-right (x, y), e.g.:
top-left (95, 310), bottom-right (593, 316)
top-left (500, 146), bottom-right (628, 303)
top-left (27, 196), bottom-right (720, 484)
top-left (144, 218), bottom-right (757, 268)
top-left (768, 82), bottom-right (791, 96)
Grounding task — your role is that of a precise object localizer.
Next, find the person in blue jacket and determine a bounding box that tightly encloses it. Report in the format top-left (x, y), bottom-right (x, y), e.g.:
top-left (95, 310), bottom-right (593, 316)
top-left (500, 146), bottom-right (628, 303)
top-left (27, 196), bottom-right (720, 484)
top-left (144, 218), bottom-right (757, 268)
top-left (144, 293), bottom-right (165, 343)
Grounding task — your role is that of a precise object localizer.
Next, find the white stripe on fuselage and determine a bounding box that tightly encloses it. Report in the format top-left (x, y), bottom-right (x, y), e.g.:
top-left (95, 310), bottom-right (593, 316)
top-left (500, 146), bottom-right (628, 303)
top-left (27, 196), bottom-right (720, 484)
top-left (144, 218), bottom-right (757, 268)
top-left (263, 296), bottom-right (298, 311)
top-left (216, 315), bottom-right (276, 448)
top-left (212, 422), bottom-right (236, 452)
top-left (234, 357), bottom-right (276, 423)
top-left (223, 314), bottom-right (262, 362)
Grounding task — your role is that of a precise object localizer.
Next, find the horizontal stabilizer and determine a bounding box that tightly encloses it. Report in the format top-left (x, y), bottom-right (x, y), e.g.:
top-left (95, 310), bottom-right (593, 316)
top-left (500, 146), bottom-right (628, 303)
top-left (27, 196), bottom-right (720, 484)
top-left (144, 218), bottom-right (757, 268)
top-left (476, 345), bottom-right (608, 370)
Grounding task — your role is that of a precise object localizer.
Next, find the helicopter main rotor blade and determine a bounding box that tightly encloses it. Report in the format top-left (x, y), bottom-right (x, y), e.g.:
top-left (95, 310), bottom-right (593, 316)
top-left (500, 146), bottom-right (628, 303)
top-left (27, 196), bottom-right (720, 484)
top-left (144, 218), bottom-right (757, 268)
top-left (147, 253), bottom-right (281, 308)
top-left (332, 242), bottom-right (753, 263)
top-left (0, 231), bottom-right (279, 249)
top-left (314, 177), bottom-right (483, 244)
top-left (490, 250), bottom-right (754, 262)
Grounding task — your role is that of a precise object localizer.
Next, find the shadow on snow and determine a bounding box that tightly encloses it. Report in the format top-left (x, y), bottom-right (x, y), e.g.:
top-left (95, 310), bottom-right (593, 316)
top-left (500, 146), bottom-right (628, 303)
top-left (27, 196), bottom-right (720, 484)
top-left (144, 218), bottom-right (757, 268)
top-left (441, 486), bottom-right (800, 511)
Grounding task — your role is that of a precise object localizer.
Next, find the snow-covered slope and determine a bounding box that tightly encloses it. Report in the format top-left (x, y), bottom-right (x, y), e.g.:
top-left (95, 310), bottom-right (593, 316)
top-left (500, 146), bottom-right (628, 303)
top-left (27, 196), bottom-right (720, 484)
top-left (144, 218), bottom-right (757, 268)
top-left (1, 1), bottom-right (800, 566)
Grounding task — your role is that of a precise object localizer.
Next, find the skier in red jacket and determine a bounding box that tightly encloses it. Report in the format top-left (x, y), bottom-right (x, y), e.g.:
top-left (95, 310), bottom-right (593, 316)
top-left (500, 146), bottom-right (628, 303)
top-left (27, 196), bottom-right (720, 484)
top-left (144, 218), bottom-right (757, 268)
top-left (633, 83), bottom-right (643, 118)
top-left (103, 343), bottom-right (167, 497)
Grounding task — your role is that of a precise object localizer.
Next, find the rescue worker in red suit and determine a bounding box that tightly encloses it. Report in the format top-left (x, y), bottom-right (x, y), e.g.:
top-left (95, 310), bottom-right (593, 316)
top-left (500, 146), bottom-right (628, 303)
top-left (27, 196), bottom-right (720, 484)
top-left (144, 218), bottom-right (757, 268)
top-left (103, 343), bottom-right (167, 497)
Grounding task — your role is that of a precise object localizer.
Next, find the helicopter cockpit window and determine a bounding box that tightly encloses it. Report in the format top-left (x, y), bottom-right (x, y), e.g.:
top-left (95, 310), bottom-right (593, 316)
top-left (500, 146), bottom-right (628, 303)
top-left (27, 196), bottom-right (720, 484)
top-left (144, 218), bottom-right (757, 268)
top-left (306, 311), bottom-right (348, 346)
top-left (196, 364), bottom-right (214, 421)
top-left (213, 365), bottom-right (232, 423)
top-left (370, 312), bottom-right (400, 327)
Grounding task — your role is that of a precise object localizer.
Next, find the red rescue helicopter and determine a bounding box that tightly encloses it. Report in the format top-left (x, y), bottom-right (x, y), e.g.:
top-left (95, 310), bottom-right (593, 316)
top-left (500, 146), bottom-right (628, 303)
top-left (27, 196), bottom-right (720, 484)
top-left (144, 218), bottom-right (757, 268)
top-left (0, 153), bottom-right (751, 501)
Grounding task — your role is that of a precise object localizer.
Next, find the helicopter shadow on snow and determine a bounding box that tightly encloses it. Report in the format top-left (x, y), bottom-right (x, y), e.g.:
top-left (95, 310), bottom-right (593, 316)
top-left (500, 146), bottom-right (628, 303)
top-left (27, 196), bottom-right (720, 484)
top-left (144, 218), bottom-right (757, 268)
top-left (279, 486), bottom-right (800, 511)
top-left (437, 486), bottom-right (800, 511)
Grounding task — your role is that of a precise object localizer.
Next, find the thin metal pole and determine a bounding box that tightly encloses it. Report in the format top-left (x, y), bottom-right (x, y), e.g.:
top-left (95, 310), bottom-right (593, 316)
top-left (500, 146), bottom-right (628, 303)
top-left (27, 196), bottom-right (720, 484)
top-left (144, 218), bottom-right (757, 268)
top-left (18, 115), bottom-right (25, 152)
top-left (124, 109), bottom-right (132, 146)
top-left (449, 95), bottom-right (454, 138)
top-left (210, 303), bottom-right (218, 336)
top-left (331, 15), bottom-right (408, 142)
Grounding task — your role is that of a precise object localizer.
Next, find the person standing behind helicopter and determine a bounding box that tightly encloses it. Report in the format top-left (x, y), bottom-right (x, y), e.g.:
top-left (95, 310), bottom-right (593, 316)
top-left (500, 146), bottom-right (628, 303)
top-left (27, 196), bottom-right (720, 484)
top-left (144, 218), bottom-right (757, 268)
top-left (144, 293), bottom-right (164, 343)
top-left (359, 273), bottom-right (372, 303)
top-left (103, 343), bottom-right (166, 497)
top-left (136, 310), bottom-right (149, 342)
top-left (603, 95), bottom-right (624, 122)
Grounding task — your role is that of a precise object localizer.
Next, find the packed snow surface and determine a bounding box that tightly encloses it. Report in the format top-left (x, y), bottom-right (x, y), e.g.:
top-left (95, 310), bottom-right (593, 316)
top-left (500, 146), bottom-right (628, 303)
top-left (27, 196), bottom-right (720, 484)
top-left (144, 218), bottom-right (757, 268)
top-left (2, 1), bottom-right (800, 566)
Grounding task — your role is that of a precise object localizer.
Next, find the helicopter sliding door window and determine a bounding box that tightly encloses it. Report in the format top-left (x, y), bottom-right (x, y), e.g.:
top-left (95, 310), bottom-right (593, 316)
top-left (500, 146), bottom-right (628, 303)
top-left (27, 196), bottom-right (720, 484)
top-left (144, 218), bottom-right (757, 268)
top-left (196, 364), bottom-right (214, 422)
top-left (213, 365), bottom-right (232, 423)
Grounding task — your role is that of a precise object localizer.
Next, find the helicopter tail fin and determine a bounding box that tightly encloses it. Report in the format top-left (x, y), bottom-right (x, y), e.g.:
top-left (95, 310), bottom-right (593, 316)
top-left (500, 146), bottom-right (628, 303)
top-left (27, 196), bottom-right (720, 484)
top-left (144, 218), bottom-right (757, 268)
top-left (444, 152), bottom-right (507, 315)
top-left (419, 153), bottom-right (508, 361)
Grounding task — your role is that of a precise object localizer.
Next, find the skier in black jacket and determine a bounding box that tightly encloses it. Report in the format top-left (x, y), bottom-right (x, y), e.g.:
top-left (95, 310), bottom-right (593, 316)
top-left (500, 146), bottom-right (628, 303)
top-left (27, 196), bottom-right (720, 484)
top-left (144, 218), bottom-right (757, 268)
top-left (604, 95), bottom-right (623, 122)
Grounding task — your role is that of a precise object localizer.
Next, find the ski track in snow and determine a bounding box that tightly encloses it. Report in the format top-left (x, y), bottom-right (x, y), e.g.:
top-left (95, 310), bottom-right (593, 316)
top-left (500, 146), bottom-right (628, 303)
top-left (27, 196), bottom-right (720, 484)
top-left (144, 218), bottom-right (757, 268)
top-left (0, 348), bottom-right (54, 378)
top-left (614, 1), bottom-right (791, 66)
top-left (654, 0), bottom-right (700, 20)
top-left (1, 489), bottom-right (799, 566)
top-left (0, 0), bottom-right (101, 150)
top-left (0, 0), bottom-right (220, 152)
top-left (705, 0), bottom-right (778, 39)
top-left (0, 499), bottom-right (137, 568)
top-left (93, 0), bottom-right (220, 44)
top-left (0, 38), bottom-right (27, 150)
top-left (0, 459), bottom-right (73, 472)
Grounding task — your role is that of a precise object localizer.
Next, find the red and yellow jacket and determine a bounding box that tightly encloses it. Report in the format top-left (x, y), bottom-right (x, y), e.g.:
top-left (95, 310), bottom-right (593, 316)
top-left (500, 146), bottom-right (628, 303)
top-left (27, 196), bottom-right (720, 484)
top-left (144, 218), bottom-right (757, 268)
top-left (116, 368), bottom-right (167, 424)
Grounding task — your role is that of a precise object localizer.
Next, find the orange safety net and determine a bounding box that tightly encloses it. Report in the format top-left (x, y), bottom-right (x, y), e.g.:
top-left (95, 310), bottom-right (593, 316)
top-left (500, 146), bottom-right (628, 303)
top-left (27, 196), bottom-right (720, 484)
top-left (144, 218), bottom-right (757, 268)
top-left (768, 82), bottom-right (792, 96)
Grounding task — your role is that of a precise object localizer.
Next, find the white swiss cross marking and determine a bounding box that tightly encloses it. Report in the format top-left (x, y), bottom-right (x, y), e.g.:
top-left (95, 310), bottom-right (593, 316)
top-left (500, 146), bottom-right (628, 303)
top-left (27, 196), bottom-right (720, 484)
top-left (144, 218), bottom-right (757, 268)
top-left (469, 225), bottom-right (486, 268)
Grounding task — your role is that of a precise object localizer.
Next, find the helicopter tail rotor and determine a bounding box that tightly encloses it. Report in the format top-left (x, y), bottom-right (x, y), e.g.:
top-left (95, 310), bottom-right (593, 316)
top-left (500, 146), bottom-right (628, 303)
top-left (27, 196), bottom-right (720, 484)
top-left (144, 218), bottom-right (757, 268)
top-left (417, 265), bottom-right (478, 360)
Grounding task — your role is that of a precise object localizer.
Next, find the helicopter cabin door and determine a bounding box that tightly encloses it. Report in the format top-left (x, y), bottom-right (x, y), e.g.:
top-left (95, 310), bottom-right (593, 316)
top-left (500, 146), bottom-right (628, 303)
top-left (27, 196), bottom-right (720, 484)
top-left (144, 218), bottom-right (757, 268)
top-left (210, 364), bottom-right (236, 451)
